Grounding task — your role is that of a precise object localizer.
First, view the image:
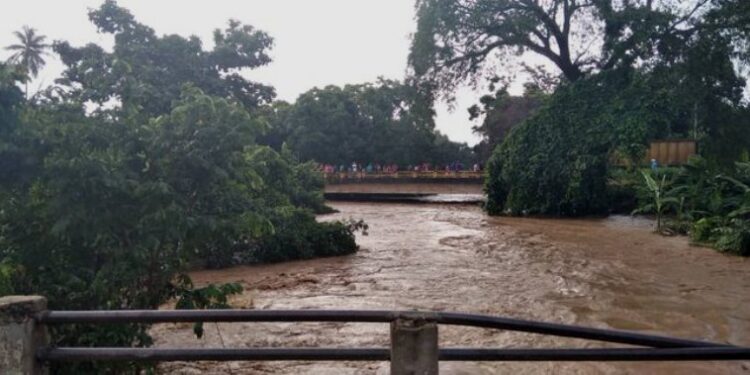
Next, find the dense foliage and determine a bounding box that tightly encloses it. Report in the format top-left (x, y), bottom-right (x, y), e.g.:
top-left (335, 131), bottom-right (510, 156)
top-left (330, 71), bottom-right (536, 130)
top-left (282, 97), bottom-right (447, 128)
top-left (0, 3), bottom-right (364, 373)
top-left (53, 0), bottom-right (275, 116)
top-left (264, 80), bottom-right (476, 167)
top-left (486, 57), bottom-right (748, 216)
top-left (631, 157), bottom-right (750, 255)
top-left (410, 0), bottom-right (750, 217)
top-left (0, 82), bottom-right (360, 374)
top-left (484, 68), bottom-right (692, 215)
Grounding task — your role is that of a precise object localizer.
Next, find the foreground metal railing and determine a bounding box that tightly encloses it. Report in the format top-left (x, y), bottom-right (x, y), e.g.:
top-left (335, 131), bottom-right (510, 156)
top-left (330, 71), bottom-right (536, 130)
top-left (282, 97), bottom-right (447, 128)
top-left (31, 309), bottom-right (750, 374)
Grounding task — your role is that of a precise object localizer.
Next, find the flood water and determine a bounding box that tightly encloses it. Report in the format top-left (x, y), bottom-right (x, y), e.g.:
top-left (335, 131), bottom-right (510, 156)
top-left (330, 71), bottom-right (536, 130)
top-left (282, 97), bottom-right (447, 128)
top-left (153, 201), bottom-right (750, 374)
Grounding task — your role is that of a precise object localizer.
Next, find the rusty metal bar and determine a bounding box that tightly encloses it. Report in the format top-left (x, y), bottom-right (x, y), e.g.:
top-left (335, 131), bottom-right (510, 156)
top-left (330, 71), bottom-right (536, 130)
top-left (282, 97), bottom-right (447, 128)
top-left (36, 309), bottom-right (394, 324)
top-left (38, 347), bottom-right (750, 363)
top-left (440, 347), bottom-right (750, 361)
top-left (38, 348), bottom-right (388, 362)
top-left (434, 313), bottom-right (727, 349)
top-left (36, 310), bottom-right (728, 349)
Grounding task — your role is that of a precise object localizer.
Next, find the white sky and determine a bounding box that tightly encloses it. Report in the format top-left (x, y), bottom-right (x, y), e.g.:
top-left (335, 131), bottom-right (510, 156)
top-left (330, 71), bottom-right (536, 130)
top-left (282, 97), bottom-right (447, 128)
top-left (0, 1), bottom-right (491, 145)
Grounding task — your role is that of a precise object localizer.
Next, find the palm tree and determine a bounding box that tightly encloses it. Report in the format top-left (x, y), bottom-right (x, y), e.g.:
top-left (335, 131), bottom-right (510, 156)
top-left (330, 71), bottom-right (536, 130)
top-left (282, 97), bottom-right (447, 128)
top-left (5, 26), bottom-right (49, 98)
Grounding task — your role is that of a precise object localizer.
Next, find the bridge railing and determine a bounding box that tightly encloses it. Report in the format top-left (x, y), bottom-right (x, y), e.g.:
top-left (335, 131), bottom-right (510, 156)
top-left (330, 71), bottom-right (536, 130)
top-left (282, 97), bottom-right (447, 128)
top-left (324, 170), bottom-right (484, 182)
top-left (3, 296), bottom-right (749, 374)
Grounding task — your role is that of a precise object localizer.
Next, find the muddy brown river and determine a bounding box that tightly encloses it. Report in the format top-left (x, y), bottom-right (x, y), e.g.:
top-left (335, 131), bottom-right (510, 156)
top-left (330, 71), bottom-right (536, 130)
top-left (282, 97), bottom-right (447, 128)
top-left (153, 201), bottom-right (750, 374)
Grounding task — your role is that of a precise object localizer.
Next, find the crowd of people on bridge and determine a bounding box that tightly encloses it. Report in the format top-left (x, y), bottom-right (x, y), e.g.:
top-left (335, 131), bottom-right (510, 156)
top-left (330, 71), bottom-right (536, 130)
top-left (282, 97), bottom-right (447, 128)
top-left (319, 161), bottom-right (482, 174)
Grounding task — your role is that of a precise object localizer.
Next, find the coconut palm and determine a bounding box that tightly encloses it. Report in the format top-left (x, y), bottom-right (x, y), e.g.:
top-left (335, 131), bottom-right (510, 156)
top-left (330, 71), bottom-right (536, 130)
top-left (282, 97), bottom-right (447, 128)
top-left (5, 26), bottom-right (49, 98)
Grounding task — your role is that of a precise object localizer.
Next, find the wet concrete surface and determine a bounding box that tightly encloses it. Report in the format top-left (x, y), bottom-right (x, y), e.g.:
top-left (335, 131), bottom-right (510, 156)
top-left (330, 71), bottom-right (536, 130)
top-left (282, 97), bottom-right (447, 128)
top-left (152, 202), bottom-right (750, 374)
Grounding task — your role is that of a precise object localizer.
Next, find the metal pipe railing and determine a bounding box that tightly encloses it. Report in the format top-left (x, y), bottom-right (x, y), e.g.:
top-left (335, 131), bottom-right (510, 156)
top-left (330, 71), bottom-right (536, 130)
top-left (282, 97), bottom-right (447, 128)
top-left (36, 309), bottom-right (728, 349)
top-left (37, 347), bottom-right (750, 363)
top-left (26, 308), bottom-right (750, 375)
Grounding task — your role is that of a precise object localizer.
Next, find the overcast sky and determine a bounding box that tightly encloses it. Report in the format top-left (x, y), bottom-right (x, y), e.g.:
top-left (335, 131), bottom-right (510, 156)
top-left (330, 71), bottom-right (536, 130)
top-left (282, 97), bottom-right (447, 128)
top-left (0, 1), bottom-right (488, 144)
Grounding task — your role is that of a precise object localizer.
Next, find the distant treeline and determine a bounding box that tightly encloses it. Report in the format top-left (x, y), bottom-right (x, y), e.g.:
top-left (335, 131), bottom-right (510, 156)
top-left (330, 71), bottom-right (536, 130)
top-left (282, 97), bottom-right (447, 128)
top-left (258, 79), bottom-right (476, 167)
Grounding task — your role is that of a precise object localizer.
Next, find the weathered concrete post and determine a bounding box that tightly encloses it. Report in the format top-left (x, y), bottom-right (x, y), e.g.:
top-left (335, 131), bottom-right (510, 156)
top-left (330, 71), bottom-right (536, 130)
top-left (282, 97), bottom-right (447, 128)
top-left (390, 317), bottom-right (439, 375)
top-left (0, 296), bottom-right (49, 375)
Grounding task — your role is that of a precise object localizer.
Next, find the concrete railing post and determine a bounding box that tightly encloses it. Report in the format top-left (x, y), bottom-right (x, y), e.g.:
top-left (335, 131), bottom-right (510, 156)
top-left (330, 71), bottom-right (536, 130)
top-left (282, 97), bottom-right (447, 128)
top-left (390, 317), bottom-right (439, 375)
top-left (0, 296), bottom-right (48, 375)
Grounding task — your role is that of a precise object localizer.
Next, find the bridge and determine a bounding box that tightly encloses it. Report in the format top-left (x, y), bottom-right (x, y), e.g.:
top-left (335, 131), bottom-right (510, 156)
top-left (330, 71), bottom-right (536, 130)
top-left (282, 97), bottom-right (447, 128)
top-left (323, 172), bottom-right (485, 202)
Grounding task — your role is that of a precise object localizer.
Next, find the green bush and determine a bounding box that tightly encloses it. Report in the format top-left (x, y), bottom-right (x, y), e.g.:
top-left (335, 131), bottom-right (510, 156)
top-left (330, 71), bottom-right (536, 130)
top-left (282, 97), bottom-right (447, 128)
top-left (486, 72), bottom-right (648, 216)
top-left (678, 159), bottom-right (750, 255)
top-left (247, 210), bottom-right (365, 264)
top-left (629, 156), bottom-right (750, 255)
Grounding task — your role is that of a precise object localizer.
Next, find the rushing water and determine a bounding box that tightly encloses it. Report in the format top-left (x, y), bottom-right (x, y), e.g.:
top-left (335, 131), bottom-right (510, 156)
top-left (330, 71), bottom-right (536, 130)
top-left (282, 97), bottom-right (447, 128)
top-left (153, 201), bottom-right (750, 374)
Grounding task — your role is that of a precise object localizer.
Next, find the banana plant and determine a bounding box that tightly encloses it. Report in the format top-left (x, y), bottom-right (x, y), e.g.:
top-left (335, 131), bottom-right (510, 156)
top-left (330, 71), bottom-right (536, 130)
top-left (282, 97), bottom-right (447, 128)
top-left (633, 171), bottom-right (680, 232)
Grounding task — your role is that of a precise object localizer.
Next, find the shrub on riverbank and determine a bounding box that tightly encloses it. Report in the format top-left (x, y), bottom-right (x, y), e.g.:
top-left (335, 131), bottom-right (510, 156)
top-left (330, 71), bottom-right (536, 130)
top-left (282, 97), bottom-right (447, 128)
top-left (201, 208), bottom-right (366, 268)
top-left (632, 157), bottom-right (750, 256)
top-left (485, 71), bottom-right (656, 216)
top-left (249, 212), bottom-right (365, 264)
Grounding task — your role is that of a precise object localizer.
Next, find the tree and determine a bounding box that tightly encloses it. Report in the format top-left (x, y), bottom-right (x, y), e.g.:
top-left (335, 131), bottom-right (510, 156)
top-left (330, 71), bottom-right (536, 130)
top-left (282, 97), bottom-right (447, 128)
top-left (1, 83), bottom-right (360, 373)
top-left (278, 79), bottom-right (475, 167)
top-left (5, 26), bottom-right (49, 98)
top-left (469, 85), bottom-right (544, 161)
top-left (0, 63), bottom-right (24, 128)
top-left (54, 0), bottom-right (275, 117)
top-left (417, 0), bottom-right (750, 216)
top-left (0, 63), bottom-right (26, 185)
top-left (256, 100), bottom-right (294, 151)
top-left (704, 0), bottom-right (750, 61)
top-left (0, 4), bottom-right (362, 372)
top-left (634, 171), bottom-right (679, 232)
top-left (408, 0), bottom-right (726, 97)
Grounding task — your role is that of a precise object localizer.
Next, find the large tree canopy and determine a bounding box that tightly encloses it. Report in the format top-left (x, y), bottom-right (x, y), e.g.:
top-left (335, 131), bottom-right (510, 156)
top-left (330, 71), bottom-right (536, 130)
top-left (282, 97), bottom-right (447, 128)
top-left (53, 0), bottom-right (275, 117)
top-left (409, 0), bottom-right (747, 95)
